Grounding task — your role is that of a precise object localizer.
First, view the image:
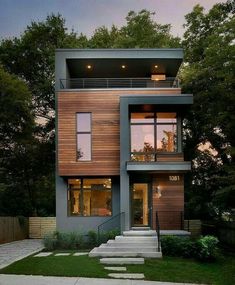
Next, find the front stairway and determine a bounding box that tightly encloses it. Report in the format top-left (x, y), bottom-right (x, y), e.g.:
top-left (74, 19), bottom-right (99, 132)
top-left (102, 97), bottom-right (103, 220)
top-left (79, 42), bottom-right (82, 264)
top-left (89, 227), bottom-right (162, 258)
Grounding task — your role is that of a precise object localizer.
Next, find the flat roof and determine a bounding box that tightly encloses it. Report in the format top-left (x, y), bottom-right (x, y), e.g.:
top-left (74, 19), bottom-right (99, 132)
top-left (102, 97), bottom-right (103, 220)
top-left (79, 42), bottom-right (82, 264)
top-left (55, 48), bottom-right (183, 79)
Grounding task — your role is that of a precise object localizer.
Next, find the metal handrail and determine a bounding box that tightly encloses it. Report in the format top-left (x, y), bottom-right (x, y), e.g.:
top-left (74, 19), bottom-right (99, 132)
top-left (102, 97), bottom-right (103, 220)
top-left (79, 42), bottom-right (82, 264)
top-left (155, 210), bottom-right (161, 252)
top-left (97, 212), bottom-right (125, 243)
top-left (59, 77), bottom-right (179, 89)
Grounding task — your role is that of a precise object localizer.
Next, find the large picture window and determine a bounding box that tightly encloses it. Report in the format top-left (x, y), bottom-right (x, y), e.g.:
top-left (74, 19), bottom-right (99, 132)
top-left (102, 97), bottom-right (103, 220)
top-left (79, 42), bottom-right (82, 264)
top-left (68, 178), bottom-right (112, 216)
top-left (76, 113), bottom-right (91, 161)
top-left (131, 112), bottom-right (177, 161)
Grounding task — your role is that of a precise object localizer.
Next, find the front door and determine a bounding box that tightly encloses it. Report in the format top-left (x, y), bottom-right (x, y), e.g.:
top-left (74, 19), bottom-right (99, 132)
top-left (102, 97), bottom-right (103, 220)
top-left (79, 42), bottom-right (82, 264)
top-left (131, 183), bottom-right (151, 227)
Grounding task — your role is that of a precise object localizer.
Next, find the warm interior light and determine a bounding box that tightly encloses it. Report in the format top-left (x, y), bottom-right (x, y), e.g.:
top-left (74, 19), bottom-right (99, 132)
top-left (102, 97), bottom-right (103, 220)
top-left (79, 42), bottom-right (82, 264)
top-left (154, 186), bottom-right (162, 198)
top-left (87, 65), bottom-right (92, 69)
top-left (151, 74), bottom-right (166, 81)
top-left (154, 65), bottom-right (158, 68)
top-left (121, 65), bottom-right (126, 69)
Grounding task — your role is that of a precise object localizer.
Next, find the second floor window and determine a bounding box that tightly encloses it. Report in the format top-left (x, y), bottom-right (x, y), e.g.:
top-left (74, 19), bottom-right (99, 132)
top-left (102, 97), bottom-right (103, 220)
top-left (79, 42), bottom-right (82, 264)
top-left (76, 113), bottom-right (91, 161)
top-left (131, 112), bottom-right (177, 161)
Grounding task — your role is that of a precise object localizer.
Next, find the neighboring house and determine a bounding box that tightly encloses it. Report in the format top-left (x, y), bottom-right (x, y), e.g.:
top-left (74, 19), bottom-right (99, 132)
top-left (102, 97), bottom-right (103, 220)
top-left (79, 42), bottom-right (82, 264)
top-left (55, 49), bottom-right (193, 233)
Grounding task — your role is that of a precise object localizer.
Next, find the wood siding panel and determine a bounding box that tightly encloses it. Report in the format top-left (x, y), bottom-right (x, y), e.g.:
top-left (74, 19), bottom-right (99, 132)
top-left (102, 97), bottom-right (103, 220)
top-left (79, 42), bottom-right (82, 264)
top-left (152, 174), bottom-right (184, 230)
top-left (29, 217), bottom-right (56, 239)
top-left (57, 89), bottom-right (181, 176)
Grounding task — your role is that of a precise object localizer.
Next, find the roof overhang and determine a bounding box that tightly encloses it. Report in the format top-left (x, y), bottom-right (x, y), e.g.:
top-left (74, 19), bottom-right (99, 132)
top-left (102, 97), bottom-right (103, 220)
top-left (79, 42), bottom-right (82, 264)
top-left (56, 48), bottom-right (183, 78)
top-left (120, 95), bottom-right (193, 112)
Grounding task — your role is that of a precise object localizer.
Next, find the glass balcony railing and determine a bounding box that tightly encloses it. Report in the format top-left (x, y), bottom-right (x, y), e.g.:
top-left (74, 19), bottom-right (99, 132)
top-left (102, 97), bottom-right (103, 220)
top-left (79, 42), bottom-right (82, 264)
top-left (59, 77), bottom-right (179, 89)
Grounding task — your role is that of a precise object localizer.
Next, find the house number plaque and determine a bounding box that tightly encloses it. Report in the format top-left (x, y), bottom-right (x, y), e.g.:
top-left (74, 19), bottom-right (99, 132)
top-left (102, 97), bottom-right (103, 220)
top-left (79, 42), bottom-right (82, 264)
top-left (169, 175), bottom-right (180, 181)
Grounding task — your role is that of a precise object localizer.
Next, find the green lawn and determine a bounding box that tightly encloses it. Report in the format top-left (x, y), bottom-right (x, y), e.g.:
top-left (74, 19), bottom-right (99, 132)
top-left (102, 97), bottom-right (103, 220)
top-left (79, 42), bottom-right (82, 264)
top-left (0, 252), bottom-right (234, 285)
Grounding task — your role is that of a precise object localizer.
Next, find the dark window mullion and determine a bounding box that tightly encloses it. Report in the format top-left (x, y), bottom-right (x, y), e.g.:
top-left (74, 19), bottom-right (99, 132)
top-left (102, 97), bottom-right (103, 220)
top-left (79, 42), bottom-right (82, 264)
top-left (154, 112), bottom-right (157, 161)
top-left (80, 179), bottom-right (83, 216)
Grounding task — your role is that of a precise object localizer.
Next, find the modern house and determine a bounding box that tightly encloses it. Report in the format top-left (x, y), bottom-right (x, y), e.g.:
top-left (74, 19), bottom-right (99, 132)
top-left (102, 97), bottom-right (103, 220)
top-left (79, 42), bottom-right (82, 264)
top-left (55, 49), bottom-right (193, 238)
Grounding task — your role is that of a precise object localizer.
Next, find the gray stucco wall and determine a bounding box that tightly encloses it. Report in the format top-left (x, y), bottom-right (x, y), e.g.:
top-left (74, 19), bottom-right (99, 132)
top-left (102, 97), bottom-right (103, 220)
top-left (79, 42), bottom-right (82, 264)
top-left (56, 176), bottom-right (120, 233)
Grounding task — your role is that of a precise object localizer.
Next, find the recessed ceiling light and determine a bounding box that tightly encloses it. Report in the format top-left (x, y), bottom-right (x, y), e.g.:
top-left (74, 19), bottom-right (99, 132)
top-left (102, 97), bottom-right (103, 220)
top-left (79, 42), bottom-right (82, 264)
top-left (121, 65), bottom-right (126, 69)
top-left (87, 65), bottom-right (92, 69)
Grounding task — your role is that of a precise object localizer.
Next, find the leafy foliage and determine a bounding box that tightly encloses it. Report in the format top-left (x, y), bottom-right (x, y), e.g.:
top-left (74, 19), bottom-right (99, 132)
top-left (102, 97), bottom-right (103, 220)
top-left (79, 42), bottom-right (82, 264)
top-left (161, 235), bottom-right (219, 261)
top-left (89, 10), bottom-right (180, 48)
top-left (195, 235), bottom-right (219, 261)
top-left (181, 0), bottom-right (235, 219)
top-left (43, 229), bottom-right (120, 250)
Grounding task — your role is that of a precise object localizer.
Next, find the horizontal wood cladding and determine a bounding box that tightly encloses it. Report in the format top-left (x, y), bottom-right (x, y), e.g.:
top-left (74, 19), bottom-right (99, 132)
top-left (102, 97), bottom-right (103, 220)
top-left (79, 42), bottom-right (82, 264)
top-left (157, 153), bottom-right (184, 162)
top-left (57, 89), bottom-right (181, 176)
top-left (152, 174), bottom-right (184, 230)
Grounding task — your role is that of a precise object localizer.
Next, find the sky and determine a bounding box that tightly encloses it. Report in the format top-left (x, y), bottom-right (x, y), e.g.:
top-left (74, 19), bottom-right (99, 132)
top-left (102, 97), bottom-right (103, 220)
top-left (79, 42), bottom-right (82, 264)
top-left (0, 0), bottom-right (227, 40)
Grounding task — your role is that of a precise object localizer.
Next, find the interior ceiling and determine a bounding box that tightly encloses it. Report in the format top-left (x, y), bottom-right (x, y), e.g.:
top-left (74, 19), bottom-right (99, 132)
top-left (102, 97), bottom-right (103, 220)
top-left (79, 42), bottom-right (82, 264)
top-left (67, 58), bottom-right (182, 78)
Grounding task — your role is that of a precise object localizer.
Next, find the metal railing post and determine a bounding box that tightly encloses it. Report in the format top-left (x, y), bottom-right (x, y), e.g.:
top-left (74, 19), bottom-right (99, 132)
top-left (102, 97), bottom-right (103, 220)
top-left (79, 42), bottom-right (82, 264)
top-left (155, 210), bottom-right (161, 252)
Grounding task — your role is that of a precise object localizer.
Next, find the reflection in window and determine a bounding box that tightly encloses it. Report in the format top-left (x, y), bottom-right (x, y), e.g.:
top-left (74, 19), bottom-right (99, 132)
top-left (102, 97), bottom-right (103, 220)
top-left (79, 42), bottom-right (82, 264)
top-left (76, 113), bottom-right (91, 161)
top-left (68, 178), bottom-right (112, 217)
top-left (157, 124), bottom-right (177, 152)
top-left (130, 112), bottom-right (177, 161)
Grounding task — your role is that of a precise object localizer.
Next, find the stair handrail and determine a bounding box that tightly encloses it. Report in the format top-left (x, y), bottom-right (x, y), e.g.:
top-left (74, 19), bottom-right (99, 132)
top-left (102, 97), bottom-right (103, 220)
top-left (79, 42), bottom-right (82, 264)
top-left (155, 210), bottom-right (161, 252)
top-left (97, 212), bottom-right (125, 244)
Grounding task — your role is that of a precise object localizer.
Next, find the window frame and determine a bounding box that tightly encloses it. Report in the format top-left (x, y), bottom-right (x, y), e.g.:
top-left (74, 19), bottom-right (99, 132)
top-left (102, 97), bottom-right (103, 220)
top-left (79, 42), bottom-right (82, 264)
top-left (76, 112), bottom-right (92, 161)
top-left (67, 178), bottom-right (112, 217)
top-left (130, 112), bottom-right (178, 161)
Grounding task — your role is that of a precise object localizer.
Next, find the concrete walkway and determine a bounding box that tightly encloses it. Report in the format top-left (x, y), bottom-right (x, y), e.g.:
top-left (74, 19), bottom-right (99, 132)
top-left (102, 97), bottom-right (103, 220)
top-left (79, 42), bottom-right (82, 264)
top-left (0, 239), bottom-right (43, 269)
top-left (0, 275), bottom-right (202, 285)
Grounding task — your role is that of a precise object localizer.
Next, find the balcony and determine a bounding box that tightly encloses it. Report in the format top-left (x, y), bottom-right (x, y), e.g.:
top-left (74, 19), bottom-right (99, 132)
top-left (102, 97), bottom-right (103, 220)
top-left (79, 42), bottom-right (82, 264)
top-left (59, 77), bottom-right (179, 90)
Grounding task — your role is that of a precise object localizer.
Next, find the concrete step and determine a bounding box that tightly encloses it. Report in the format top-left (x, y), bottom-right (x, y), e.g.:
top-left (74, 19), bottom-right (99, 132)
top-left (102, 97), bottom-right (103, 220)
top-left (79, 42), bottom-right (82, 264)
top-left (100, 257), bottom-right (145, 265)
top-left (105, 242), bottom-right (158, 247)
top-left (104, 266), bottom-right (127, 271)
top-left (90, 251), bottom-right (162, 258)
top-left (115, 236), bottom-right (158, 242)
top-left (131, 226), bottom-right (150, 230)
top-left (123, 230), bottom-right (157, 236)
top-left (108, 273), bottom-right (145, 279)
top-left (92, 246), bottom-right (156, 252)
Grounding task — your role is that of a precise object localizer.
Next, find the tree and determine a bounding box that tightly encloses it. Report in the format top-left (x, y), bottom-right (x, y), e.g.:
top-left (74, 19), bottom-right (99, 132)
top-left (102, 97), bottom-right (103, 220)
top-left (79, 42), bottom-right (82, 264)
top-left (0, 66), bottom-right (55, 216)
top-left (0, 14), bottom-right (84, 125)
top-left (181, 0), bottom-right (235, 219)
top-left (116, 10), bottom-right (180, 48)
top-left (89, 10), bottom-right (180, 48)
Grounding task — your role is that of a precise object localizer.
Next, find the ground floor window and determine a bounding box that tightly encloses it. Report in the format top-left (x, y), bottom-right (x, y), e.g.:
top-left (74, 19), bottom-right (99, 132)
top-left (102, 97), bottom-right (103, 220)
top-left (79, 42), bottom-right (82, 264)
top-left (68, 178), bottom-right (112, 216)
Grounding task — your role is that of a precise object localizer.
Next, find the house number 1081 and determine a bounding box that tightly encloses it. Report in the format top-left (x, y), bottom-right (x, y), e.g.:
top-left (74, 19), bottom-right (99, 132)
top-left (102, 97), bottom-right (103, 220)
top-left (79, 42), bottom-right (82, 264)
top-left (169, 176), bottom-right (180, 181)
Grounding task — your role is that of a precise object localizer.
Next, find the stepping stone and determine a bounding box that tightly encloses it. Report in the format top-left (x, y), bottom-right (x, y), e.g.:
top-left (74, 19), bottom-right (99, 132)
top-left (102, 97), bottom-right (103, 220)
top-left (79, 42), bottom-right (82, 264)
top-left (100, 257), bottom-right (144, 265)
top-left (54, 253), bottom-right (70, 256)
top-left (104, 266), bottom-right (127, 271)
top-left (108, 273), bottom-right (145, 279)
top-left (73, 252), bottom-right (88, 256)
top-left (34, 252), bottom-right (52, 257)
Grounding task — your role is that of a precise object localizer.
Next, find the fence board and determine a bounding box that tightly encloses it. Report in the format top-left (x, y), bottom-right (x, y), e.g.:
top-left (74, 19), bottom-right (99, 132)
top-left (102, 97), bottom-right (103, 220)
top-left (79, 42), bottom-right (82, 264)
top-left (0, 217), bottom-right (28, 244)
top-left (29, 217), bottom-right (56, 238)
top-left (184, 220), bottom-right (202, 237)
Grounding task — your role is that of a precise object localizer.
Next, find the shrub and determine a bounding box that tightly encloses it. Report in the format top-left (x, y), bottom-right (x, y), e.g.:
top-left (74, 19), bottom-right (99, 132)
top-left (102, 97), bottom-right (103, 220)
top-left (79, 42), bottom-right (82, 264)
top-left (98, 228), bottom-right (120, 244)
top-left (195, 235), bottom-right (219, 261)
top-left (43, 234), bottom-right (57, 251)
top-left (161, 235), bottom-right (193, 257)
top-left (87, 231), bottom-right (98, 247)
top-left (161, 235), bottom-right (219, 261)
top-left (43, 231), bottom-right (85, 250)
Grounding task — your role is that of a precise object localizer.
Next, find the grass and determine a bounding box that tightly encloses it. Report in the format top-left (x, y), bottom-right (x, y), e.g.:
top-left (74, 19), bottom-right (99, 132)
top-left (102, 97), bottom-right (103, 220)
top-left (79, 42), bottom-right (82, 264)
top-left (0, 251), bottom-right (234, 284)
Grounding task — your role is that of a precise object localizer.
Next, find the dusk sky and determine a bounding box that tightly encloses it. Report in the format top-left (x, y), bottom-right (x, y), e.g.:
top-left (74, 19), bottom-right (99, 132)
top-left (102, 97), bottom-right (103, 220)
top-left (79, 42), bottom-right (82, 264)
top-left (0, 0), bottom-right (227, 40)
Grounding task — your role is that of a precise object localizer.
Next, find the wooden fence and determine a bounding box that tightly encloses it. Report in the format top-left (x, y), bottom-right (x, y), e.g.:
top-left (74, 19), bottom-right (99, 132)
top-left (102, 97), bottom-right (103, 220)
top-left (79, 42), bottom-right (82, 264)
top-left (184, 219), bottom-right (202, 237)
top-left (0, 217), bottom-right (28, 244)
top-left (29, 217), bottom-right (56, 238)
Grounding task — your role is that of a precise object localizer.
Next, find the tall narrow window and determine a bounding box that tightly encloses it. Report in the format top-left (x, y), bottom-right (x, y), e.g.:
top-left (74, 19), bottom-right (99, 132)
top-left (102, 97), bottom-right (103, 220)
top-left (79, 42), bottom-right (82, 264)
top-left (76, 113), bottom-right (91, 161)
